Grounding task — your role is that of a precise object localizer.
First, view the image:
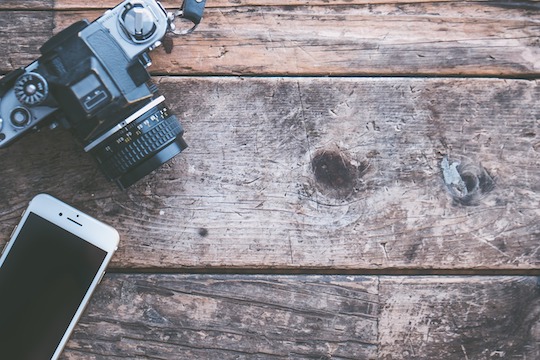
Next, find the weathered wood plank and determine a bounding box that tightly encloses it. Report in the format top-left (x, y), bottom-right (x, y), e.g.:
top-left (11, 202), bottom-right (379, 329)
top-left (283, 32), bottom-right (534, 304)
top-left (46, 0), bottom-right (540, 10)
top-left (51, 0), bottom-right (478, 9)
top-left (7, 1), bottom-right (537, 11)
top-left (0, 10), bottom-right (53, 70)
top-left (0, 0), bottom-right (434, 10)
top-left (379, 276), bottom-right (540, 359)
top-left (62, 274), bottom-right (380, 359)
top-left (54, 4), bottom-right (540, 76)
top-left (0, 1), bottom-right (52, 10)
top-left (0, 0), bottom-right (397, 10)
top-left (0, 77), bottom-right (538, 270)
top-left (59, 274), bottom-right (539, 359)
top-left (1, 3), bottom-right (539, 76)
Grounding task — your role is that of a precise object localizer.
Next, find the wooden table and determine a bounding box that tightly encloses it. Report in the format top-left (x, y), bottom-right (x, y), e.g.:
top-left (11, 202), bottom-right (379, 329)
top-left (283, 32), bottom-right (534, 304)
top-left (1, 1), bottom-right (539, 358)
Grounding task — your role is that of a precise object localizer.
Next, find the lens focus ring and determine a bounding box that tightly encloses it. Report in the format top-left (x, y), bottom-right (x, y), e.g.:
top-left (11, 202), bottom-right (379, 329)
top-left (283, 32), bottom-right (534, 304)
top-left (93, 111), bottom-right (182, 179)
top-left (111, 117), bottom-right (181, 175)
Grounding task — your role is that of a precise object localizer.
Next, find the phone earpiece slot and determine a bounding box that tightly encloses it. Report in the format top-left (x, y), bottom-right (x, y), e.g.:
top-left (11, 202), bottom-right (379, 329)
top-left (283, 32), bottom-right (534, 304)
top-left (67, 217), bottom-right (83, 226)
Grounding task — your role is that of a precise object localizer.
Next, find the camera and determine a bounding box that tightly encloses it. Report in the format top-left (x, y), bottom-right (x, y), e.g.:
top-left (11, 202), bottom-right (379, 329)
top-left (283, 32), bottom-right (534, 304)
top-left (0, 0), bottom-right (206, 189)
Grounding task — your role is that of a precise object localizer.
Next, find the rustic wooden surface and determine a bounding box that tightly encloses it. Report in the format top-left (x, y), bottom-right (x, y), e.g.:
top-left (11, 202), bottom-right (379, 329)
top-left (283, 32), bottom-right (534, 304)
top-left (0, 0), bottom-right (539, 358)
top-left (2, 1), bottom-right (540, 76)
top-left (61, 275), bottom-right (540, 360)
top-left (1, 77), bottom-right (538, 271)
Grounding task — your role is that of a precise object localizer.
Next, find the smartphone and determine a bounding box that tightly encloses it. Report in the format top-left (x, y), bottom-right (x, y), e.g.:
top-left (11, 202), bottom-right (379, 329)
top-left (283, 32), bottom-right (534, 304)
top-left (0, 194), bottom-right (119, 360)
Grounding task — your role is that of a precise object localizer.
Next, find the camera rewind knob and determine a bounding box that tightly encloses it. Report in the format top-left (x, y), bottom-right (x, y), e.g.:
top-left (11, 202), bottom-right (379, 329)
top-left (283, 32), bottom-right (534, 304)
top-left (14, 72), bottom-right (49, 106)
top-left (10, 107), bottom-right (32, 127)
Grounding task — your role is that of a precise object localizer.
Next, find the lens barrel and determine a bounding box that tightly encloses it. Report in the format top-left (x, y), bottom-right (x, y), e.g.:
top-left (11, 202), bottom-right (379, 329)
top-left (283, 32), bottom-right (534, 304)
top-left (88, 99), bottom-right (187, 189)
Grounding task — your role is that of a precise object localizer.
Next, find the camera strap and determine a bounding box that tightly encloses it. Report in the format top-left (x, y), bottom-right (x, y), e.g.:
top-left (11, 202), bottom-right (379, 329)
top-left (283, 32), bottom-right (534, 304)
top-left (168, 0), bottom-right (207, 35)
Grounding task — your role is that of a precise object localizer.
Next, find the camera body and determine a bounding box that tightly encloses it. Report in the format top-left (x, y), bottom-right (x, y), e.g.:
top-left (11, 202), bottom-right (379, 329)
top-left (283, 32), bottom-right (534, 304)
top-left (0, 0), bottom-right (202, 189)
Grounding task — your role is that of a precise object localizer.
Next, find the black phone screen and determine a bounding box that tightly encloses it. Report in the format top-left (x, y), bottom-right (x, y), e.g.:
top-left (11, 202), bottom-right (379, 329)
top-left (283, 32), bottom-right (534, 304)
top-left (0, 212), bottom-right (107, 359)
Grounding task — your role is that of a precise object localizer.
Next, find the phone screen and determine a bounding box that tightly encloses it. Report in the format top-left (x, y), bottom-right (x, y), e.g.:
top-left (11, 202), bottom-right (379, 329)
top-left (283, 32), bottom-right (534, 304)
top-left (0, 212), bottom-right (107, 359)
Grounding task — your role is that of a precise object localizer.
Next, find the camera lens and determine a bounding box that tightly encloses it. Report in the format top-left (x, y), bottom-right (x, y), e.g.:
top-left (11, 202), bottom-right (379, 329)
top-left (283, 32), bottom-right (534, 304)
top-left (85, 97), bottom-right (187, 189)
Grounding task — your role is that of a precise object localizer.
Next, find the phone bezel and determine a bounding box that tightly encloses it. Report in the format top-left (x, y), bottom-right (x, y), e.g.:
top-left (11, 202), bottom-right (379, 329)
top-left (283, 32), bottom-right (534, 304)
top-left (0, 193), bottom-right (119, 360)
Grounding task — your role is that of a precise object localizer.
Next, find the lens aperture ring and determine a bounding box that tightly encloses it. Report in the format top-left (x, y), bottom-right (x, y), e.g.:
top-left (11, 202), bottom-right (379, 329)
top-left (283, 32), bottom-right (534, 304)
top-left (91, 104), bottom-right (183, 180)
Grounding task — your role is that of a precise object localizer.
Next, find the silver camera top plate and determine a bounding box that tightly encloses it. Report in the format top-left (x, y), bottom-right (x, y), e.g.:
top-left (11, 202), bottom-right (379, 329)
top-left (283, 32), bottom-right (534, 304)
top-left (97, 0), bottom-right (169, 60)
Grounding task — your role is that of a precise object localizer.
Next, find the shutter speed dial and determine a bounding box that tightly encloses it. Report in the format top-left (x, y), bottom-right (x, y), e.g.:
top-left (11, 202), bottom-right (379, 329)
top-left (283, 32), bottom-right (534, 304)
top-left (14, 72), bottom-right (49, 106)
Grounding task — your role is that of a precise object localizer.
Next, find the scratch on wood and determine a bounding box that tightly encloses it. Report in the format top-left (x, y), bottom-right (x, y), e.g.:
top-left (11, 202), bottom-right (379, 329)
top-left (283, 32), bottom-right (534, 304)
top-left (380, 242), bottom-right (389, 261)
top-left (288, 234), bottom-right (294, 264)
top-left (461, 344), bottom-right (470, 360)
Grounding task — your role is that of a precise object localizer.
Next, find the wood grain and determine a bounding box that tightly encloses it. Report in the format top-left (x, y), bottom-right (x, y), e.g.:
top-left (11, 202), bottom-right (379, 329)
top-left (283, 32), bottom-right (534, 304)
top-left (1, 2), bottom-right (539, 76)
top-left (0, 10), bottom-right (53, 70)
top-left (52, 0), bottom-right (465, 8)
top-left (47, 0), bottom-right (540, 10)
top-left (54, 3), bottom-right (540, 76)
top-left (0, 1), bottom-right (538, 358)
top-left (7, 0), bottom-right (458, 10)
top-left (62, 274), bottom-right (380, 359)
top-left (58, 274), bottom-right (539, 359)
top-left (0, 1), bottom-right (52, 9)
top-left (0, 77), bottom-right (538, 270)
top-left (379, 276), bottom-right (540, 359)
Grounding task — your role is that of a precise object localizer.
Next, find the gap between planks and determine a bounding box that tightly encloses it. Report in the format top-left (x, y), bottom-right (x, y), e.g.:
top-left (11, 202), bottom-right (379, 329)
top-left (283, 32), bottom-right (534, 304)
top-left (105, 267), bottom-right (540, 276)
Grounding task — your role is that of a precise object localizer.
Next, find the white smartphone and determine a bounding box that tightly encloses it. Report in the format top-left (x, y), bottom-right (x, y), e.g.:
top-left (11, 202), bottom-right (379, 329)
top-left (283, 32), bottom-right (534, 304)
top-left (0, 193), bottom-right (119, 360)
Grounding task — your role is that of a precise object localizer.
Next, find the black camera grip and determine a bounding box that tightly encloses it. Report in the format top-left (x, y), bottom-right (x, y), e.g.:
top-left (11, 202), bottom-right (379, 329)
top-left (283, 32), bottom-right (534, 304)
top-left (0, 68), bottom-right (25, 97)
top-left (182, 0), bottom-right (206, 25)
top-left (40, 20), bottom-right (90, 55)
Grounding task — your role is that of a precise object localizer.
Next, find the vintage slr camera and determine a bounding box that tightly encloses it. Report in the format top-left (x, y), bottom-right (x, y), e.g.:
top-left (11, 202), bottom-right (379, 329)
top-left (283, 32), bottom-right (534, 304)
top-left (0, 0), bottom-right (205, 188)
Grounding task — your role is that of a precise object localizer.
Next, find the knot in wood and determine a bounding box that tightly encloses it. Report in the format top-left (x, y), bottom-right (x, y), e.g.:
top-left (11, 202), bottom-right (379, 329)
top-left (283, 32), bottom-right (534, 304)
top-left (441, 156), bottom-right (495, 206)
top-left (311, 149), bottom-right (366, 199)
